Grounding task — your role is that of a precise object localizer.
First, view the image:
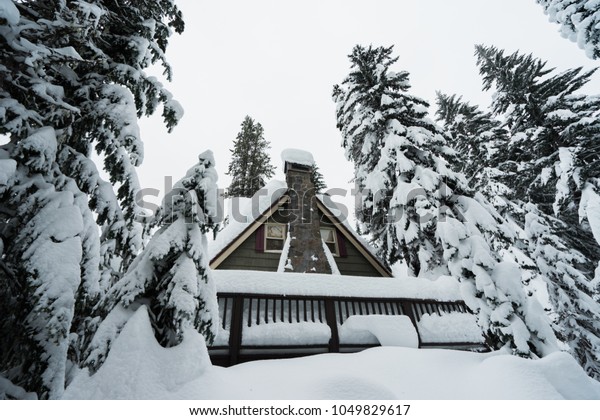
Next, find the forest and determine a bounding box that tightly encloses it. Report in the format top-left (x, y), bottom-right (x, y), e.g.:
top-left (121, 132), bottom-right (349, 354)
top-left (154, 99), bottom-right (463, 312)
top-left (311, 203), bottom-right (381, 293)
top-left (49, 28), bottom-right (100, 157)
top-left (1, 0), bottom-right (600, 400)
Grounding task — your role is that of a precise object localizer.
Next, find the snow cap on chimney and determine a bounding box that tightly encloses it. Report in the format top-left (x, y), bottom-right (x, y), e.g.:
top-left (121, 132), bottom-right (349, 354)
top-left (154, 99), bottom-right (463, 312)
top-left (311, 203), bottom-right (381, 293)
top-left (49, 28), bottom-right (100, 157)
top-left (281, 148), bottom-right (314, 173)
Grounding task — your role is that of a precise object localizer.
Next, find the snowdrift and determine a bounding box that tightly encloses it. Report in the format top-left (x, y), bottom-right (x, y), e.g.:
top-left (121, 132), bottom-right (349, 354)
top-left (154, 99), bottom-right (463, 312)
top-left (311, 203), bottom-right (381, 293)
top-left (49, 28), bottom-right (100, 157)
top-left (63, 306), bottom-right (600, 400)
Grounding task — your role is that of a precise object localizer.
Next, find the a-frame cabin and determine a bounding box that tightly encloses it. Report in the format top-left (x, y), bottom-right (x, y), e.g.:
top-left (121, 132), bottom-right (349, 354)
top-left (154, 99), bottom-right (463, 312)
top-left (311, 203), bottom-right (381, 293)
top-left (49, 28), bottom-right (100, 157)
top-left (208, 149), bottom-right (486, 366)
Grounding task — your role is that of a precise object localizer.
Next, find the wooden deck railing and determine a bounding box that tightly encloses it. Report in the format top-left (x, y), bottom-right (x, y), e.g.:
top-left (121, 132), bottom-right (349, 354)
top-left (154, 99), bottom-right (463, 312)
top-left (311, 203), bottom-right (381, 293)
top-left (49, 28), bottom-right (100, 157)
top-left (209, 292), bottom-right (484, 366)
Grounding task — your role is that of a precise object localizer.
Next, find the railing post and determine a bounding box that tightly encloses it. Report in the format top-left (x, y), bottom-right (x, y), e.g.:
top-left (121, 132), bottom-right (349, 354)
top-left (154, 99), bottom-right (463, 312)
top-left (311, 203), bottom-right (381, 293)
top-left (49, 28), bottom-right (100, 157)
top-left (229, 296), bottom-right (244, 366)
top-left (401, 300), bottom-right (421, 348)
top-left (324, 298), bottom-right (339, 353)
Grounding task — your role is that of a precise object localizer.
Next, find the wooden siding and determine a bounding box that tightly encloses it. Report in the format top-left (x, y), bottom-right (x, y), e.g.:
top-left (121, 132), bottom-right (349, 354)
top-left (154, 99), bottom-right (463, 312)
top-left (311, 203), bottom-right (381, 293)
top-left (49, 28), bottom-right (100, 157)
top-left (332, 234), bottom-right (382, 277)
top-left (216, 220), bottom-right (383, 276)
top-left (217, 228), bottom-right (281, 271)
top-left (319, 218), bottom-right (383, 277)
top-left (216, 203), bottom-right (388, 277)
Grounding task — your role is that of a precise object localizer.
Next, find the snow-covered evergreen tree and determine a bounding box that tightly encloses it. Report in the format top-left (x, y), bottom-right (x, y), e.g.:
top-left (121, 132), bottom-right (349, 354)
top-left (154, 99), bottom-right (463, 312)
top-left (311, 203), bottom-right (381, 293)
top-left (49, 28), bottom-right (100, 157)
top-left (525, 204), bottom-right (600, 379)
top-left (436, 93), bottom-right (537, 277)
top-left (435, 93), bottom-right (509, 185)
top-left (0, 128), bottom-right (101, 399)
top-left (310, 163), bottom-right (327, 194)
top-left (0, 0), bottom-right (184, 398)
top-left (333, 45), bottom-right (557, 357)
top-left (333, 45), bottom-right (431, 268)
top-left (437, 50), bottom-right (600, 378)
top-left (226, 116), bottom-right (275, 197)
top-left (85, 152), bottom-right (219, 372)
top-left (474, 44), bottom-right (600, 275)
top-left (435, 92), bottom-right (536, 256)
top-left (537, 0), bottom-right (600, 59)
top-left (1, 0), bottom-right (184, 283)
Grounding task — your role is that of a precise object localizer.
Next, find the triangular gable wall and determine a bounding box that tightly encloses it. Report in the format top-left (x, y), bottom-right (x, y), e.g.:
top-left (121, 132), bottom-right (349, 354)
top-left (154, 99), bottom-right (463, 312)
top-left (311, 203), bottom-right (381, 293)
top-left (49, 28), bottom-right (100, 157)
top-left (210, 194), bottom-right (391, 277)
top-left (210, 195), bottom-right (289, 269)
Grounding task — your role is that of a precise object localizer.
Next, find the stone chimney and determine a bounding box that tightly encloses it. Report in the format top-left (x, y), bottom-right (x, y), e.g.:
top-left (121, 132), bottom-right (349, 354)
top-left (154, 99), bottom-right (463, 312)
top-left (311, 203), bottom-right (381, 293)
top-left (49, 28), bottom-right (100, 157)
top-left (281, 149), bottom-right (331, 274)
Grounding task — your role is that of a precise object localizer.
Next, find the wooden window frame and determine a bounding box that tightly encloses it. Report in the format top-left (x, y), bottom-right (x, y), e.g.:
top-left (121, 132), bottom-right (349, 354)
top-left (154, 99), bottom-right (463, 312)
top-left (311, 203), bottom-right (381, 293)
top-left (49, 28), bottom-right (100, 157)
top-left (264, 222), bottom-right (287, 253)
top-left (320, 227), bottom-right (339, 257)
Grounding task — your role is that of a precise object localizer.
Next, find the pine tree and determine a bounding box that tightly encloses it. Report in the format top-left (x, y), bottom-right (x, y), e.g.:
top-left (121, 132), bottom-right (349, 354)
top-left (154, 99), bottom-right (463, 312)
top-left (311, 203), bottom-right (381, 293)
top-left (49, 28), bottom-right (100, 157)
top-left (436, 92), bottom-right (540, 267)
top-left (85, 151), bottom-right (220, 372)
top-left (226, 116), bottom-right (275, 197)
top-left (435, 93), bottom-right (508, 183)
top-left (1, 0), bottom-right (184, 282)
top-left (332, 45), bottom-right (431, 268)
top-left (525, 204), bottom-right (600, 379)
top-left (310, 163), bottom-right (327, 194)
top-left (537, 0), bottom-right (600, 59)
top-left (333, 45), bottom-right (557, 357)
top-left (0, 128), bottom-right (101, 399)
top-left (0, 0), bottom-right (184, 398)
top-left (437, 51), bottom-right (600, 378)
top-left (474, 44), bottom-right (600, 275)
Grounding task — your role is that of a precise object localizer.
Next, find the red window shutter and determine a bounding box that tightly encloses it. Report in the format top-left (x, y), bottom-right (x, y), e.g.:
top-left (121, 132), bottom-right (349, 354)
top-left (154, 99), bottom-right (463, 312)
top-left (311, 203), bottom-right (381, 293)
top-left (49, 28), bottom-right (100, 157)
top-left (255, 225), bottom-right (265, 252)
top-left (336, 229), bottom-right (347, 257)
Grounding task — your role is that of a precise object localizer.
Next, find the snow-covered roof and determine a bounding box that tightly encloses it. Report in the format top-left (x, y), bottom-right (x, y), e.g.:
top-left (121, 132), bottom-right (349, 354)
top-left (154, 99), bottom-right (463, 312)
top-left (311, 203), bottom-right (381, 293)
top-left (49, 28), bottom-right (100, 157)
top-left (281, 148), bottom-right (315, 167)
top-left (316, 194), bottom-right (377, 260)
top-left (208, 179), bottom-right (390, 275)
top-left (213, 269), bottom-right (462, 301)
top-left (209, 180), bottom-right (287, 262)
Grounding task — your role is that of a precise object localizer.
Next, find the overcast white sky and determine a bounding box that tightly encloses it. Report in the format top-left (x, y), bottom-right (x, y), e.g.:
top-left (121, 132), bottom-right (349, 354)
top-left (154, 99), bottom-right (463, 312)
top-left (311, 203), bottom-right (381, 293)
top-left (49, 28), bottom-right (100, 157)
top-left (137, 0), bottom-right (600, 212)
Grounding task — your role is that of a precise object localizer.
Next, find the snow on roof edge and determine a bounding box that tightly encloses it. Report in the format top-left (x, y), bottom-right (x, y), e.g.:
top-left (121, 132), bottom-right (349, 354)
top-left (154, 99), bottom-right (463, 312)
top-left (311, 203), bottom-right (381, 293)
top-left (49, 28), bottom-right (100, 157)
top-left (214, 269), bottom-right (463, 301)
top-left (209, 180), bottom-right (287, 261)
top-left (317, 194), bottom-right (390, 275)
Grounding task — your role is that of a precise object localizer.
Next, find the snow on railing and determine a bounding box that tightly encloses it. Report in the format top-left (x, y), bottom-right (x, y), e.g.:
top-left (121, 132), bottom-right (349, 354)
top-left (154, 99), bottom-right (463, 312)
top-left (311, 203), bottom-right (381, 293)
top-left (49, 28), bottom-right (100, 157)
top-left (209, 291), bottom-right (485, 366)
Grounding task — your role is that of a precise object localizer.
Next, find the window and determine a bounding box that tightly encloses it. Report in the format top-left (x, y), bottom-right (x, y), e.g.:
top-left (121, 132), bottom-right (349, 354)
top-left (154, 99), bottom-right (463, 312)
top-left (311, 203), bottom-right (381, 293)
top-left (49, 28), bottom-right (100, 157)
top-left (265, 223), bottom-right (286, 252)
top-left (320, 227), bottom-right (339, 256)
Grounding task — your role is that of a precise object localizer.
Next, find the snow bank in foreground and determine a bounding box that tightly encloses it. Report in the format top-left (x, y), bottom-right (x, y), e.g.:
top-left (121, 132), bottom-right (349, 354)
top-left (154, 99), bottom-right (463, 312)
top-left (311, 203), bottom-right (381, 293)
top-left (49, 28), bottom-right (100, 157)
top-left (63, 307), bottom-right (600, 399)
top-left (63, 307), bottom-right (211, 399)
top-left (209, 349), bottom-right (600, 400)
